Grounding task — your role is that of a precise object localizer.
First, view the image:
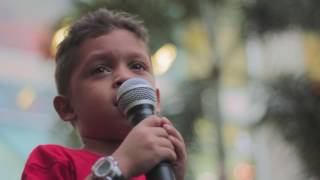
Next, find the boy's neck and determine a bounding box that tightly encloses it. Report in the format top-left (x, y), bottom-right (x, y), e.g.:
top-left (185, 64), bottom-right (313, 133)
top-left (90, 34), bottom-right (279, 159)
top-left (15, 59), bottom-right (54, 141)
top-left (81, 137), bottom-right (122, 156)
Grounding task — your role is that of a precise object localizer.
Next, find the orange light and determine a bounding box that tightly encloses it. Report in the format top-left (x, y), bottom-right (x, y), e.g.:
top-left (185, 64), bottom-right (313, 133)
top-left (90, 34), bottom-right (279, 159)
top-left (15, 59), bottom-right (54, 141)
top-left (233, 162), bottom-right (255, 180)
top-left (50, 26), bottom-right (69, 56)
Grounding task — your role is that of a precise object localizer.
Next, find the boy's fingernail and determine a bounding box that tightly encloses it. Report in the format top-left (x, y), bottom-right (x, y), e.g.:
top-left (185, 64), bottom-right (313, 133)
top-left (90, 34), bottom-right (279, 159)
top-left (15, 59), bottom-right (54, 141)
top-left (164, 124), bottom-right (172, 129)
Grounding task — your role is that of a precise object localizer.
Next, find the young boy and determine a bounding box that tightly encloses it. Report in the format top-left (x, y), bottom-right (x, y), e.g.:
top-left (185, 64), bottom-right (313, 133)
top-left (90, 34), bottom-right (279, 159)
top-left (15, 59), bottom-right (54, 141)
top-left (22, 8), bottom-right (186, 180)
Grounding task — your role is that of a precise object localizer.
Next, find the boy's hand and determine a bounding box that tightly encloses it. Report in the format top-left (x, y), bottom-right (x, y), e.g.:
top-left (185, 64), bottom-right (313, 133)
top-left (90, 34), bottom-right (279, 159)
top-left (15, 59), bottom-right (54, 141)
top-left (112, 116), bottom-right (177, 178)
top-left (162, 117), bottom-right (187, 180)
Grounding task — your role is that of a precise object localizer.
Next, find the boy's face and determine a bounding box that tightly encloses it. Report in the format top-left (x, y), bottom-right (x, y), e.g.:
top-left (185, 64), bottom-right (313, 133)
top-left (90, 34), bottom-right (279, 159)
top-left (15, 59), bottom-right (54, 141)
top-left (63, 29), bottom-right (155, 141)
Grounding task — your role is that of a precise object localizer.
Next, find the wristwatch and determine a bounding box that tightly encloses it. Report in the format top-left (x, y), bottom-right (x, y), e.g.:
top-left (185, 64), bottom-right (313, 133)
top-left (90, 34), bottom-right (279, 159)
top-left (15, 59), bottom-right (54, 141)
top-left (92, 156), bottom-right (126, 180)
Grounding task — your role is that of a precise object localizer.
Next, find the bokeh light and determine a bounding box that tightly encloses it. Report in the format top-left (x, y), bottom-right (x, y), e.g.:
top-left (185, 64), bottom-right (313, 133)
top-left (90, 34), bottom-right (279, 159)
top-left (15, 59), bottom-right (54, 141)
top-left (50, 26), bottom-right (69, 57)
top-left (152, 43), bottom-right (177, 75)
top-left (233, 162), bottom-right (255, 180)
top-left (16, 87), bottom-right (36, 110)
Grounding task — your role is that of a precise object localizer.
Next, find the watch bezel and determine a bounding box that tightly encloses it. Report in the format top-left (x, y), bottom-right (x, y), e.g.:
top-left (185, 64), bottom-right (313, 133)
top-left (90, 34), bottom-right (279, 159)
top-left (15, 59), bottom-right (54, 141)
top-left (92, 156), bottom-right (123, 179)
top-left (92, 157), bottom-right (113, 178)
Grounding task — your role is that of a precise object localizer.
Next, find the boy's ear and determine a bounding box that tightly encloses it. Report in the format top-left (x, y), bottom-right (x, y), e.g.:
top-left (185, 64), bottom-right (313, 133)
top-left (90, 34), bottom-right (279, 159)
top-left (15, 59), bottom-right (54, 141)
top-left (53, 95), bottom-right (76, 122)
top-left (156, 88), bottom-right (161, 113)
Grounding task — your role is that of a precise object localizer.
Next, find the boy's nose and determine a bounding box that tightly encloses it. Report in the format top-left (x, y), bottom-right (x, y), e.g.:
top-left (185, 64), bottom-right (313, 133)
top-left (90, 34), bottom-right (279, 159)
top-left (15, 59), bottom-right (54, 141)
top-left (112, 67), bottom-right (134, 88)
top-left (113, 78), bottom-right (126, 88)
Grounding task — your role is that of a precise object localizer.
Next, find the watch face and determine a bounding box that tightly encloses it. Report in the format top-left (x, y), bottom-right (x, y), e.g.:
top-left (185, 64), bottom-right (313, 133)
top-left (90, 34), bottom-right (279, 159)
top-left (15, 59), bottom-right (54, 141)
top-left (95, 158), bottom-right (112, 177)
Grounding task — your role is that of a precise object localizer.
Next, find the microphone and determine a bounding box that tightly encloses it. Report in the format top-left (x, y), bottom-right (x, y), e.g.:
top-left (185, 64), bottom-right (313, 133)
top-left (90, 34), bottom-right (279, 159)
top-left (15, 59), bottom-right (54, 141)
top-left (117, 77), bottom-right (176, 180)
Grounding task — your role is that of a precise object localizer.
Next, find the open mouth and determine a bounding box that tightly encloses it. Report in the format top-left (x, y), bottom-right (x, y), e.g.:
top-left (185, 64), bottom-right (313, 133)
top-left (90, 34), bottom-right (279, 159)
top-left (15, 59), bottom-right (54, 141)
top-left (114, 99), bottom-right (125, 117)
top-left (113, 98), bottom-right (118, 107)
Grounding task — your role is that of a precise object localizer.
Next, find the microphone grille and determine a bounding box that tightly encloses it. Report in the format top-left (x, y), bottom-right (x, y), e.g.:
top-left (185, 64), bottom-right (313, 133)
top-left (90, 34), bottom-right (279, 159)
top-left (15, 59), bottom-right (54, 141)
top-left (117, 78), bottom-right (156, 114)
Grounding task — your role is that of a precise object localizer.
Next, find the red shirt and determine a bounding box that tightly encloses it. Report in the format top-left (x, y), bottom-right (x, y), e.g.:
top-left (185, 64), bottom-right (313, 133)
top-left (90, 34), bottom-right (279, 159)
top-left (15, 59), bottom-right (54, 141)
top-left (22, 144), bottom-right (146, 180)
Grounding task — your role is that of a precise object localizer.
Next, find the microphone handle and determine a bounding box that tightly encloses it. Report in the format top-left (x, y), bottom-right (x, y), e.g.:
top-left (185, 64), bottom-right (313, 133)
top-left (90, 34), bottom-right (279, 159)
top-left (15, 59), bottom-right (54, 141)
top-left (146, 161), bottom-right (176, 180)
top-left (127, 104), bottom-right (176, 180)
top-left (127, 104), bottom-right (155, 125)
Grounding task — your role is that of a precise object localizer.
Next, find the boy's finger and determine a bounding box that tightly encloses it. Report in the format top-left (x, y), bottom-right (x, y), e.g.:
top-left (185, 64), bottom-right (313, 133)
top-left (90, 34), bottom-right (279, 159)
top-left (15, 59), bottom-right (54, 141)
top-left (141, 115), bottom-right (162, 127)
top-left (161, 117), bottom-right (173, 125)
top-left (163, 124), bottom-right (184, 143)
top-left (157, 137), bottom-right (175, 151)
top-left (159, 147), bottom-right (177, 162)
top-left (169, 135), bottom-right (187, 161)
top-left (150, 127), bottom-right (169, 138)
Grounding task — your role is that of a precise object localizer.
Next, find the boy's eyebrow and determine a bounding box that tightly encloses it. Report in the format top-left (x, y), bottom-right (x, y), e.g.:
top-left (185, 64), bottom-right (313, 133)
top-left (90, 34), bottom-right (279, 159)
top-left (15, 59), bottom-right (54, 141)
top-left (83, 52), bottom-right (114, 66)
top-left (127, 52), bottom-right (149, 60)
top-left (87, 50), bottom-right (148, 62)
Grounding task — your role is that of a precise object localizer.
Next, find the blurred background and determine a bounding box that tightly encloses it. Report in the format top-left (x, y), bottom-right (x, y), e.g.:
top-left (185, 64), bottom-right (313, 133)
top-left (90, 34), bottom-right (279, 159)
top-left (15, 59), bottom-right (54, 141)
top-left (1, 0), bottom-right (320, 179)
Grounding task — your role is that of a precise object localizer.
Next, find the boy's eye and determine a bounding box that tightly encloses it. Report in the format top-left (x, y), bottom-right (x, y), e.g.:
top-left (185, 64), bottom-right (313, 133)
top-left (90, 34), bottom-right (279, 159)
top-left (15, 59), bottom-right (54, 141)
top-left (92, 65), bottom-right (112, 75)
top-left (130, 62), bottom-right (146, 71)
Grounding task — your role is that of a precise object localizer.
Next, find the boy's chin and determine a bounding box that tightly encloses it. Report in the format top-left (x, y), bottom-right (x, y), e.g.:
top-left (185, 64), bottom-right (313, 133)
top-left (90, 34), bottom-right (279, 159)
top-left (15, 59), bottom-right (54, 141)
top-left (112, 127), bottom-right (131, 140)
top-left (79, 122), bottom-right (132, 142)
top-left (81, 129), bottom-right (131, 143)
top-left (107, 123), bottom-right (132, 140)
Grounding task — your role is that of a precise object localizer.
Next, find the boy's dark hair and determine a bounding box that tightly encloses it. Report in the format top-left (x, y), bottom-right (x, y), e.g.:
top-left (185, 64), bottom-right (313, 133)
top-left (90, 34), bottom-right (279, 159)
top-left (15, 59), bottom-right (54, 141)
top-left (55, 8), bottom-right (149, 95)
